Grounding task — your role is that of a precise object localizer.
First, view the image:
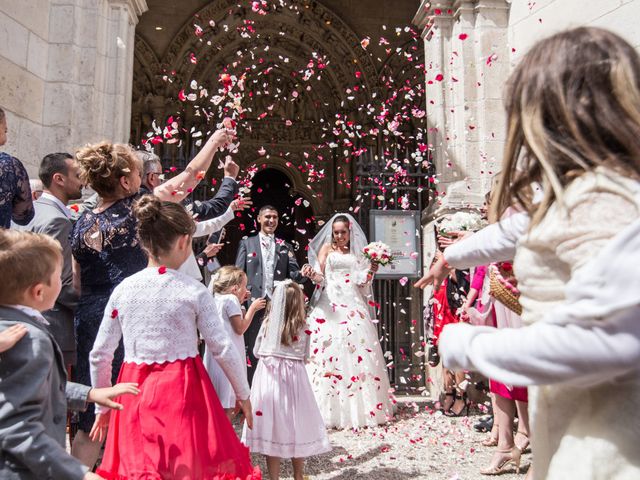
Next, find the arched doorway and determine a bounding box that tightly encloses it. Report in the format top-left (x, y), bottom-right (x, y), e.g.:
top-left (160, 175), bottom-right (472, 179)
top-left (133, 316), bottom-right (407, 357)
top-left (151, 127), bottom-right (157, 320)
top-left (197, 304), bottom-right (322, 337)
top-left (216, 168), bottom-right (316, 278)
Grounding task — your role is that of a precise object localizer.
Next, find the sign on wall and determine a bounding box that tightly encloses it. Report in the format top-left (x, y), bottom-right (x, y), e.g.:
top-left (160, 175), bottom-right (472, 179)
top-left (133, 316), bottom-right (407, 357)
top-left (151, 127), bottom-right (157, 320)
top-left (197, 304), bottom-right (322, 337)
top-left (369, 210), bottom-right (422, 279)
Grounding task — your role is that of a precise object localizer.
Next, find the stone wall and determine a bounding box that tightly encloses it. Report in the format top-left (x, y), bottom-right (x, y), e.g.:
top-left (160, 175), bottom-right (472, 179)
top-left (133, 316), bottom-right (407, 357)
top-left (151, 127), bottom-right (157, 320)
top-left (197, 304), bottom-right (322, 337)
top-left (0, 0), bottom-right (147, 175)
top-left (509, 0), bottom-right (640, 61)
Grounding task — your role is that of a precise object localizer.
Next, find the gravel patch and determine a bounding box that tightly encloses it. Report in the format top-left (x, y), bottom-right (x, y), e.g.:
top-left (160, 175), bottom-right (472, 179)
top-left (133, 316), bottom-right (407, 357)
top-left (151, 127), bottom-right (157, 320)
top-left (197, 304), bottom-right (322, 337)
top-left (245, 400), bottom-right (530, 480)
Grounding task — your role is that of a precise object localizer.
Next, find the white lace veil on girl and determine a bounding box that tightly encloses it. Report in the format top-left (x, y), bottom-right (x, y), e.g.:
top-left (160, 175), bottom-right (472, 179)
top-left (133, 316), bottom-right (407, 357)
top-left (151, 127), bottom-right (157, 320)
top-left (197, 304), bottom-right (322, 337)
top-left (258, 279), bottom-right (294, 356)
top-left (307, 213), bottom-right (376, 317)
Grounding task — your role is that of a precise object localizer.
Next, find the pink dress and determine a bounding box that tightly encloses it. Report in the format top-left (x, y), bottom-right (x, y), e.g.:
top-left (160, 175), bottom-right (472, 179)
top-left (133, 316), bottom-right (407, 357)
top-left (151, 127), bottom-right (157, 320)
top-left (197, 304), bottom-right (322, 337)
top-left (242, 322), bottom-right (331, 458)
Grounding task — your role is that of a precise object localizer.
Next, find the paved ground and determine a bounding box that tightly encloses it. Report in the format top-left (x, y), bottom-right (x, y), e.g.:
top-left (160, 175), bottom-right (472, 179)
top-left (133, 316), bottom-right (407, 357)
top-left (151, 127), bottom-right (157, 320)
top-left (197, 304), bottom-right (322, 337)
top-left (246, 398), bottom-right (530, 480)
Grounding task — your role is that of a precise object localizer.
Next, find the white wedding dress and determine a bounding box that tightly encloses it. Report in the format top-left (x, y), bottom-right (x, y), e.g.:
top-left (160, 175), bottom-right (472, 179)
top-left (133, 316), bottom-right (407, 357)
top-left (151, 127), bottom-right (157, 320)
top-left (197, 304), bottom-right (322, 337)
top-left (306, 251), bottom-right (395, 429)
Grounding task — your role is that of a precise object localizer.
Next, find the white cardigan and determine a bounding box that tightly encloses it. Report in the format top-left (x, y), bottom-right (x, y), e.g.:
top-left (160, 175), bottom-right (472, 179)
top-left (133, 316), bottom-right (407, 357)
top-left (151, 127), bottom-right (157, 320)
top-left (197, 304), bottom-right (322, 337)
top-left (440, 172), bottom-right (640, 480)
top-left (90, 267), bottom-right (250, 414)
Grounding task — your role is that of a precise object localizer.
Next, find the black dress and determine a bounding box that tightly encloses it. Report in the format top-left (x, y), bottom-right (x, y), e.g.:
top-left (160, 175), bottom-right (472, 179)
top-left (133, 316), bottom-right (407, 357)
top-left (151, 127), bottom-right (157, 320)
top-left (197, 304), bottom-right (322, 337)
top-left (71, 195), bottom-right (147, 432)
top-left (0, 152), bottom-right (34, 228)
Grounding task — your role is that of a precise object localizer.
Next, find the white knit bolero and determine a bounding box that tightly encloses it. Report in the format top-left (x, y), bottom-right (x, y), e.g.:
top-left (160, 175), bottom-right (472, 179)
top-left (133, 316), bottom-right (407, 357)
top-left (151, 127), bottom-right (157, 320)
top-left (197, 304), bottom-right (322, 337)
top-left (90, 267), bottom-right (250, 413)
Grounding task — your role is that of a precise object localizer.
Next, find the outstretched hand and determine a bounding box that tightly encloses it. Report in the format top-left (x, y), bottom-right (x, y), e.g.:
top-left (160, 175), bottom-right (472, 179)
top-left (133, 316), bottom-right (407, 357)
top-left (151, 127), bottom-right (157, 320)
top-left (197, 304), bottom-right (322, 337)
top-left (203, 243), bottom-right (224, 258)
top-left (223, 158), bottom-right (240, 179)
top-left (437, 230), bottom-right (473, 250)
top-left (88, 382), bottom-right (140, 410)
top-left (230, 197), bottom-right (252, 211)
top-left (414, 252), bottom-right (453, 291)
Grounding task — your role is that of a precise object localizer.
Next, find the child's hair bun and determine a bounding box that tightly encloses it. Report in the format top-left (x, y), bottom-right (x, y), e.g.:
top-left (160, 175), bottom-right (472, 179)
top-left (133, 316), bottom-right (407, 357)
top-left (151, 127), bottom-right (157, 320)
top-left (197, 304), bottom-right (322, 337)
top-left (133, 194), bottom-right (162, 224)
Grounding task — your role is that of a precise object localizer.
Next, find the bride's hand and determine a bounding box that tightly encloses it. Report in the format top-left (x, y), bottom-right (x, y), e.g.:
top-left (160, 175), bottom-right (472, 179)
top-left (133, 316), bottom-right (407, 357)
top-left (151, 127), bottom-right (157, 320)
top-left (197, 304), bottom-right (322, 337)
top-left (301, 264), bottom-right (314, 278)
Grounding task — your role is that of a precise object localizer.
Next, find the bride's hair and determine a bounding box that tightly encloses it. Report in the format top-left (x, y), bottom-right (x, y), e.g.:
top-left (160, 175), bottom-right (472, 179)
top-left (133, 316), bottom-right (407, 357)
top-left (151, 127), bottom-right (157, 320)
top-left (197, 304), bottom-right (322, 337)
top-left (263, 282), bottom-right (306, 346)
top-left (331, 214), bottom-right (351, 248)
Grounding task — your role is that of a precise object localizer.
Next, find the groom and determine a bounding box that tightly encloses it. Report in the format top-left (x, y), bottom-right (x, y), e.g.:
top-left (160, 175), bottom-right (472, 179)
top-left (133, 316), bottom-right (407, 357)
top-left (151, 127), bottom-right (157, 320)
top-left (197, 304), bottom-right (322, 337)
top-left (235, 205), bottom-right (308, 383)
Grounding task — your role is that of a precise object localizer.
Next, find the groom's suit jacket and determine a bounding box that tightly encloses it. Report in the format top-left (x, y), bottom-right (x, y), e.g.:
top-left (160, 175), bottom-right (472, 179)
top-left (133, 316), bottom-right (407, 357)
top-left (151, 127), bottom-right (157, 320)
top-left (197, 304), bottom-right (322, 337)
top-left (18, 195), bottom-right (79, 365)
top-left (235, 233), bottom-right (307, 384)
top-left (235, 234), bottom-right (306, 299)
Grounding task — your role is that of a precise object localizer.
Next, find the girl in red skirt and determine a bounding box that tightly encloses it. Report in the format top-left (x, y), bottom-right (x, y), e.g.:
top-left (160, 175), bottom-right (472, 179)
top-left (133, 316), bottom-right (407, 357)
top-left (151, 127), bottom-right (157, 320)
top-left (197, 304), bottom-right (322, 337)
top-left (89, 195), bottom-right (260, 480)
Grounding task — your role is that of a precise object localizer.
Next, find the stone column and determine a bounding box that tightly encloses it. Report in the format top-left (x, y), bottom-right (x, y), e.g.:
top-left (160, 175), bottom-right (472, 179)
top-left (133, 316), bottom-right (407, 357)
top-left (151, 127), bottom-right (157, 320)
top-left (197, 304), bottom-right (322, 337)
top-left (0, 0), bottom-right (147, 173)
top-left (413, 0), bottom-right (511, 401)
top-left (415, 0), bottom-right (510, 218)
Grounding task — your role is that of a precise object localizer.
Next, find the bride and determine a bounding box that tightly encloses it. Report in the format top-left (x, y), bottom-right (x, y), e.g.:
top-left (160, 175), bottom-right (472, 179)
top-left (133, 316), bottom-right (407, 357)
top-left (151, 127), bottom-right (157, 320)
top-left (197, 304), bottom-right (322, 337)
top-left (302, 213), bottom-right (395, 429)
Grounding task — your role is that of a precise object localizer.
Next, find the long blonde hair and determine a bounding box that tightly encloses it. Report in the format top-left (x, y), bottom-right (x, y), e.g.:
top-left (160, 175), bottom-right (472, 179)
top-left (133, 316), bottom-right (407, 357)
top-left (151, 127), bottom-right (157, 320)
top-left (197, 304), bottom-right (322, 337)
top-left (491, 27), bottom-right (640, 226)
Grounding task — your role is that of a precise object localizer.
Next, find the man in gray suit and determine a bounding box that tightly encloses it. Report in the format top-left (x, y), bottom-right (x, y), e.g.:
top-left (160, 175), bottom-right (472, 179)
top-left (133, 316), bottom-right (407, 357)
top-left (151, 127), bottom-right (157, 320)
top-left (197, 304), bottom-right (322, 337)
top-left (235, 205), bottom-right (308, 383)
top-left (19, 152), bottom-right (83, 366)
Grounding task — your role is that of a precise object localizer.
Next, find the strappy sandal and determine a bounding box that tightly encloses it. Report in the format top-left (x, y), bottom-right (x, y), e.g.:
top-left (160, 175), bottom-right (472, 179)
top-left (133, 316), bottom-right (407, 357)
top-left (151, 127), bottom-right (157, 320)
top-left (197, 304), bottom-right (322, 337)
top-left (480, 447), bottom-right (522, 475)
top-left (515, 430), bottom-right (530, 454)
top-left (444, 392), bottom-right (469, 417)
top-left (482, 424), bottom-right (499, 447)
top-left (441, 390), bottom-right (455, 412)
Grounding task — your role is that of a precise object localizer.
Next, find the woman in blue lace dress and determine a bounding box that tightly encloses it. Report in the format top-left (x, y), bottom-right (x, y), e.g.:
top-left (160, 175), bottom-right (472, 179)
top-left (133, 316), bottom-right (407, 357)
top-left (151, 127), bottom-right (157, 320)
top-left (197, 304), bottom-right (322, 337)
top-left (70, 129), bottom-right (234, 468)
top-left (0, 108), bottom-right (34, 228)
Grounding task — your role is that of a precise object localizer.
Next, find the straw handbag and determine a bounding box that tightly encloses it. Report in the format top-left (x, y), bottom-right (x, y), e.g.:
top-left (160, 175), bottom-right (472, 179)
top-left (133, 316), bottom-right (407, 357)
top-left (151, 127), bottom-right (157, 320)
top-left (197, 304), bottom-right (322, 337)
top-left (489, 263), bottom-right (523, 315)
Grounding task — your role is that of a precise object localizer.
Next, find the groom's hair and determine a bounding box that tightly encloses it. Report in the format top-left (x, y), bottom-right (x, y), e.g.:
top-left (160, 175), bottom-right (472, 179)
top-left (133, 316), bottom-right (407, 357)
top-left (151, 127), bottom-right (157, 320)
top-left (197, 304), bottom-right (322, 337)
top-left (259, 205), bottom-right (278, 215)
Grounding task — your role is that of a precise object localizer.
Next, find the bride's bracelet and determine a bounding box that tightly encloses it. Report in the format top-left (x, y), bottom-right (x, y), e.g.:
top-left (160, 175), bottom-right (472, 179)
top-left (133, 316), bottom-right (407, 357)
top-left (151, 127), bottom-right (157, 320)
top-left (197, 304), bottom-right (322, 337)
top-left (312, 272), bottom-right (324, 284)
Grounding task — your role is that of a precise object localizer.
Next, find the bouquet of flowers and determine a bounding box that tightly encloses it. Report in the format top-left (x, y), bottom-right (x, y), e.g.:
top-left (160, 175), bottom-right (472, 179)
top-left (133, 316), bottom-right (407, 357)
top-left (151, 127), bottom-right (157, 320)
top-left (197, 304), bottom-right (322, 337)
top-left (437, 211), bottom-right (487, 237)
top-left (363, 241), bottom-right (395, 266)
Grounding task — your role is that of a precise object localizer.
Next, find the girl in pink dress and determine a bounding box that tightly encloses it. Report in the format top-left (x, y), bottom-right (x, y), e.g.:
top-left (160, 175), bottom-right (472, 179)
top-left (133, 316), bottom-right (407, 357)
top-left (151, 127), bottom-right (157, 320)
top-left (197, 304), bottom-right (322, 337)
top-left (243, 280), bottom-right (330, 480)
top-left (89, 196), bottom-right (260, 480)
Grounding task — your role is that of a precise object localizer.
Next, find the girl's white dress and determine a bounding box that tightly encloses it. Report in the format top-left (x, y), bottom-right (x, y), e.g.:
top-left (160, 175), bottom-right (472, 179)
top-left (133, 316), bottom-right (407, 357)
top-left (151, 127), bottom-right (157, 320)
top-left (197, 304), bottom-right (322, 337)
top-left (204, 293), bottom-right (246, 408)
top-left (306, 252), bottom-right (394, 429)
top-left (242, 321), bottom-right (331, 458)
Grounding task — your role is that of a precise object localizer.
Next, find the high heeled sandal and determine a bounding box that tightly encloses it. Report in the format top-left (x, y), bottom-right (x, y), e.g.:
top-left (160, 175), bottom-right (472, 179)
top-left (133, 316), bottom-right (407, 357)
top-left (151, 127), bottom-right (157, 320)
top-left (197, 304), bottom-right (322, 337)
top-left (480, 447), bottom-right (522, 475)
top-left (515, 430), bottom-right (530, 454)
top-left (440, 390), bottom-right (456, 412)
top-left (444, 392), bottom-right (469, 417)
top-left (482, 424), bottom-right (499, 447)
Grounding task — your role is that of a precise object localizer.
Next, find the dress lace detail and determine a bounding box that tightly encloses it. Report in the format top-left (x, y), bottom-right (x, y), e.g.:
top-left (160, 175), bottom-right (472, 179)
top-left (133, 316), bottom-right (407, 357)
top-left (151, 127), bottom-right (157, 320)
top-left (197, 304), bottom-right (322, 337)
top-left (306, 252), bottom-right (394, 429)
top-left (0, 152), bottom-right (34, 228)
top-left (70, 194), bottom-right (148, 431)
top-left (90, 268), bottom-right (250, 414)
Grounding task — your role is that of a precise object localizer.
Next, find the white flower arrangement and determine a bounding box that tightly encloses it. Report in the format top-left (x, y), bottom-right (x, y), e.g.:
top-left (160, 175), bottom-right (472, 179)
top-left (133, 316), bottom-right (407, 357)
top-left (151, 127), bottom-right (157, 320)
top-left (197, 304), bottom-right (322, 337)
top-left (363, 241), bottom-right (395, 266)
top-left (437, 211), bottom-right (487, 236)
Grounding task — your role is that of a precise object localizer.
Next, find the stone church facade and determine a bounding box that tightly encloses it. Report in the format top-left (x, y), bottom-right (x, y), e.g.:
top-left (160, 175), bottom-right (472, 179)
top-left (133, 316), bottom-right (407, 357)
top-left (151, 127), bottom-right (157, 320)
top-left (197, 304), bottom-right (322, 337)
top-left (2, 0), bottom-right (639, 392)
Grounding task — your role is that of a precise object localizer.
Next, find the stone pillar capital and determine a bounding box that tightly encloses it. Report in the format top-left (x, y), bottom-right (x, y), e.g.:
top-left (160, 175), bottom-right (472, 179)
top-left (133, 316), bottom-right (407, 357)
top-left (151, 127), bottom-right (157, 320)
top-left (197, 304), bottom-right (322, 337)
top-left (413, 0), bottom-right (456, 37)
top-left (108, 0), bottom-right (148, 24)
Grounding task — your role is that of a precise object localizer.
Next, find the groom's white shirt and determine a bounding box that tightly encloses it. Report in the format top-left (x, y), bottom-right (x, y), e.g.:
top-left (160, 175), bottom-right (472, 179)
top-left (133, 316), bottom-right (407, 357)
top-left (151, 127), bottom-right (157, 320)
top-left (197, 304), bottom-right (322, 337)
top-left (259, 232), bottom-right (276, 296)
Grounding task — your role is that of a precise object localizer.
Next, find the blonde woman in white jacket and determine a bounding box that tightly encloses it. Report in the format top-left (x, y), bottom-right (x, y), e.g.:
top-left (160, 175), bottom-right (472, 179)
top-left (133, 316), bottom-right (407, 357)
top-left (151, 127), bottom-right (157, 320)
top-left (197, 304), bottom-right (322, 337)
top-left (417, 27), bottom-right (640, 480)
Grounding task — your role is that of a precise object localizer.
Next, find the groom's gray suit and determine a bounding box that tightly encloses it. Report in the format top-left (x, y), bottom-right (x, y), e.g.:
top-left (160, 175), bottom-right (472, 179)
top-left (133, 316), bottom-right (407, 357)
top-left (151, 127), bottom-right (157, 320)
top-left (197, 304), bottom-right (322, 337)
top-left (235, 234), bottom-right (306, 383)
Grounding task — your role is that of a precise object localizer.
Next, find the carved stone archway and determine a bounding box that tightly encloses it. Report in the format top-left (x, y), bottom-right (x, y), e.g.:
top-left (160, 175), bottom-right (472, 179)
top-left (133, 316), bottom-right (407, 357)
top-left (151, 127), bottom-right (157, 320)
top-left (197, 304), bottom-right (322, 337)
top-left (131, 0), bottom-right (384, 218)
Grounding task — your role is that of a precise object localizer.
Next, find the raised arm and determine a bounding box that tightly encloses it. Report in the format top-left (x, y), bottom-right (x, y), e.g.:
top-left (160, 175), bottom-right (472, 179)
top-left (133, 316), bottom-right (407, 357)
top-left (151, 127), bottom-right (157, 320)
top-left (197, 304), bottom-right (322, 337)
top-left (188, 162), bottom-right (240, 220)
top-left (230, 298), bottom-right (266, 335)
top-left (153, 128), bottom-right (233, 203)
